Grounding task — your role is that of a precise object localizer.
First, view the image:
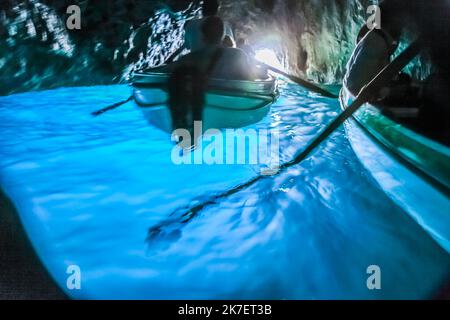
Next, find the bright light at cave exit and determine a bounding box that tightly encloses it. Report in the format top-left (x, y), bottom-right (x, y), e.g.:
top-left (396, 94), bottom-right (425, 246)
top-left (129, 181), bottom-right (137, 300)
top-left (254, 48), bottom-right (284, 71)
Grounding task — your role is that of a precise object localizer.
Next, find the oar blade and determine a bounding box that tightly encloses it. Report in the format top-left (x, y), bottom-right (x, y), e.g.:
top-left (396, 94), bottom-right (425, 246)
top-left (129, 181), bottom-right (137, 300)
top-left (258, 61), bottom-right (338, 98)
top-left (160, 40), bottom-right (422, 223)
top-left (91, 96), bottom-right (133, 117)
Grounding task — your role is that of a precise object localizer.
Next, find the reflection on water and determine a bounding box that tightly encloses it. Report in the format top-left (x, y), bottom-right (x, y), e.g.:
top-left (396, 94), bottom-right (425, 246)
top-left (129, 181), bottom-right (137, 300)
top-left (0, 83), bottom-right (448, 299)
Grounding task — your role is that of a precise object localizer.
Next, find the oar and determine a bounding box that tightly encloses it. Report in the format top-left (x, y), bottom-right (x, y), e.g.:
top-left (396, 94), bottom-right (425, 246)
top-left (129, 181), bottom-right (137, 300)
top-left (91, 99), bottom-right (167, 116)
top-left (91, 95), bottom-right (133, 117)
top-left (282, 39), bottom-right (421, 169)
top-left (255, 60), bottom-right (338, 98)
top-left (149, 40), bottom-right (422, 232)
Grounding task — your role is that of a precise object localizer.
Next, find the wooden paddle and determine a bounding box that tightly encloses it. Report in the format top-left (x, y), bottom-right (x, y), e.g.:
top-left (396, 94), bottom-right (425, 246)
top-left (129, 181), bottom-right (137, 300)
top-left (151, 40), bottom-right (422, 227)
top-left (91, 96), bottom-right (133, 117)
top-left (283, 40), bottom-right (422, 168)
top-left (256, 61), bottom-right (339, 98)
top-left (91, 97), bottom-right (167, 116)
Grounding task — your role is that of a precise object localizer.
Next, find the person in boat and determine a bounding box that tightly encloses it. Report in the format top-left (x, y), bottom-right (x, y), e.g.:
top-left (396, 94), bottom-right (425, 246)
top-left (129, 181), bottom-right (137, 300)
top-left (237, 38), bottom-right (255, 57)
top-left (343, 0), bottom-right (417, 102)
top-left (164, 0), bottom-right (234, 64)
top-left (154, 16), bottom-right (259, 81)
top-left (184, 0), bottom-right (234, 53)
top-left (345, 0), bottom-right (449, 143)
top-left (162, 16), bottom-right (261, 145)
top-left (222, 35), bottom-right (236, 48)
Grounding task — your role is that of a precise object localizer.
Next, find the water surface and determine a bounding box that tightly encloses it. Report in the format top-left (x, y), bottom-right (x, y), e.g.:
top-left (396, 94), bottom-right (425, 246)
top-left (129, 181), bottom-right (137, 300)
top-left (0, 83), bottom-right (448, 299)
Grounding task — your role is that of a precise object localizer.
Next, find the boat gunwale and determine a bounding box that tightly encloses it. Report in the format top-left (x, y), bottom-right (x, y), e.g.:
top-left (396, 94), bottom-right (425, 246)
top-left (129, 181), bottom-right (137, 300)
top-left (339, 86), bottom-right (450, 196)
top-left (132, 71), bottom-right (279, 111)
top-left (132, 72), bottom-right (278, 96)
top-left (134, 84), bottom-right (276, 103)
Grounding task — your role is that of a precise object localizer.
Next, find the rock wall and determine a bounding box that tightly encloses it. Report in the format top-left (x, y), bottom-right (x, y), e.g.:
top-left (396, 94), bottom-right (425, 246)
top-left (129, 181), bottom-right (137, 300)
top-left (0, 0), bottom-right (444, 95)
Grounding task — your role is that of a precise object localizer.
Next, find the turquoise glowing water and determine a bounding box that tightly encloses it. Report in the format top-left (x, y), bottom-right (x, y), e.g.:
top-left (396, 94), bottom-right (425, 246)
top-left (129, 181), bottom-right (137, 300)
top-left (0, 83), bottom-right (448, 299)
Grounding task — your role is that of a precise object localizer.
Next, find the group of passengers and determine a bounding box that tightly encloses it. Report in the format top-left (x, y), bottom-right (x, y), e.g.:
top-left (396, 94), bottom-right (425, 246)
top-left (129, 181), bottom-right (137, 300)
top-left (154, 0), bottom-right (264, 81)
top-left (157, 0), bottom-right (448, 143)
top-left (344, 0), bottom-right (449, 142)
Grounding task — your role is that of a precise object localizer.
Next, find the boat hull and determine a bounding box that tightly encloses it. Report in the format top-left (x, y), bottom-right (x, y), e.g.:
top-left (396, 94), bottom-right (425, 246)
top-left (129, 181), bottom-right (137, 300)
top-left (132, 72), bottom-right (277, 132)
top-left (340, 86), bottom-right (450, 252)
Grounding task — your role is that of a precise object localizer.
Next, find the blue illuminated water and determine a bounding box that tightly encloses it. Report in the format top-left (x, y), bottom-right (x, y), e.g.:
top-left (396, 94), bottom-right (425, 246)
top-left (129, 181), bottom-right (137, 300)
top-left (0, 83), bottom-right (448, 299)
